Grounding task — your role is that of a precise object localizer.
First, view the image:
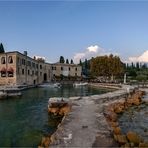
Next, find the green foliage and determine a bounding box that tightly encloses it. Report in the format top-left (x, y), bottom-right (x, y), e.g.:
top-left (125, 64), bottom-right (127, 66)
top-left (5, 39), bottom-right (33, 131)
top-left (125, 62), bottom-right (148, 82)
top-left (70, 59), bottom-right (74, 64)
top-left (84, 59), bottom-right (88, 69)
top-left (136, 74), bottom-right (147, 82)
top-left (136, 62), bottom-right (140, 70)
top-left (59, 56), bottom-right (65, 63)
top-left (0, 43), bottom-right (5, 53)
top-left (128, 69), bottom-right (137, 77)
top-left (79, 59), bottom-right (82, 66)
top-left (90, 54), bottom-right (124, 78)
top-left (66, 59), bottom-right (69, 64)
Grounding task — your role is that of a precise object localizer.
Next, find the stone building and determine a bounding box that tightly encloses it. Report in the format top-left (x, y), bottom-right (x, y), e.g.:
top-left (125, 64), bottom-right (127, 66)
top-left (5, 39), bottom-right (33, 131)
top-left (0, 51), bottom-right (82, 86)
top-left (51, 63), bottom-right (82, 80)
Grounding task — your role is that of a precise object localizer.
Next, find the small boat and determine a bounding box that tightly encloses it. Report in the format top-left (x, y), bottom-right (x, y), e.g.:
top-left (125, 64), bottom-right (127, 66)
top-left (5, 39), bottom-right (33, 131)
top-left (39, 83), bottom-right (61, 88)
top-left (73, 82), bottom-right (88, 87)
top-left (53, 83), bottom-right (61, 88)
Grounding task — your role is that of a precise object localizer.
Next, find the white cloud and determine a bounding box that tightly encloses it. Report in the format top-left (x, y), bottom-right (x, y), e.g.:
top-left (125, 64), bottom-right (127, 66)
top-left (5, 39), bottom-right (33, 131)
top-left (129, 50), bottom-right (148, 62)
top-left (73, 45), bottom-right (118, 63)
top-left (87, 45), bottom-right (99, 53)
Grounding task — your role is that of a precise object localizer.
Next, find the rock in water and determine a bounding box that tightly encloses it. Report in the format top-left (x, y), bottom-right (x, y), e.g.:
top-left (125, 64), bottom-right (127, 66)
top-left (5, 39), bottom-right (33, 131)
top-left (113, 127), bottom-right (121, 135)
top-left (116, 134), bottom-right (128, 145)
top-left (126, 131), bottom-right (142, 145)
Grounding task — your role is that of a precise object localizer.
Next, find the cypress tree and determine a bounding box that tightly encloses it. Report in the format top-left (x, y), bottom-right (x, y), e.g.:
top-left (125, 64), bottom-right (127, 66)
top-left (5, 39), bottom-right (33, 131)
top-left (79, 59), bottom-right (82, 66)
top-left (70, 59), bottom-right (74, 64)
top-left (66, 59), bottom-right (69, 64)
top-left (0, 43), bottom-right (5, 53)
top-left (59, 56), bottom-right (65, 63)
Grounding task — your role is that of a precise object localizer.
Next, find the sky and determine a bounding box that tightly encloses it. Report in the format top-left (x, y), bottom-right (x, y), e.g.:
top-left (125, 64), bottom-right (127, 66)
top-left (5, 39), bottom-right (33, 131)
top-left (0, 1), bottom-right (148, 63)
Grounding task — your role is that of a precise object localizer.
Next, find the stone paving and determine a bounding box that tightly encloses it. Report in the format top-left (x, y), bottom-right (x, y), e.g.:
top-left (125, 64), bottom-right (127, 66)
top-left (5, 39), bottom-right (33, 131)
top-left (50, 86), bottom-right (132, 147)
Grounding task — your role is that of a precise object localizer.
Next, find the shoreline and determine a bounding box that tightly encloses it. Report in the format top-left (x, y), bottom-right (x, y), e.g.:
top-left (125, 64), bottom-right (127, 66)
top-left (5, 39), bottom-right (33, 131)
top-left (40, 83), bottom-right (134, 147)
top-left (104, 89), bottom-right (148, 147)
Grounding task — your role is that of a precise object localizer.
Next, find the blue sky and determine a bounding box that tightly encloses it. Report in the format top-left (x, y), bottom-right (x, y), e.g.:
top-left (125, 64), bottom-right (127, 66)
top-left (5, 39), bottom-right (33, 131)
top-left (0, 1), bottom-right (148, 63)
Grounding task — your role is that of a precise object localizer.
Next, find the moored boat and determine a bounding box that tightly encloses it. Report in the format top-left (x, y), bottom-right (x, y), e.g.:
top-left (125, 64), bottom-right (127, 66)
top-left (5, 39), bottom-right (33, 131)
top-left (39, 83), bottom-right (61, 88)
top-left (73, 82), bottom-right (88, 87)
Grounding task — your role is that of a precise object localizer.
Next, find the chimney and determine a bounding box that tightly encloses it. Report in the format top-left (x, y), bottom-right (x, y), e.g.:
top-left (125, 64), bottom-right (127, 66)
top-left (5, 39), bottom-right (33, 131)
top-left (24, 51), bottom-right (27, 56)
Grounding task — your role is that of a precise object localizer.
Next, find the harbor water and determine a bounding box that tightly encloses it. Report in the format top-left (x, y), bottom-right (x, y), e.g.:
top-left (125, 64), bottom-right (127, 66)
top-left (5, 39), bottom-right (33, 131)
top-left (0, 85), bottom-right (110, 147)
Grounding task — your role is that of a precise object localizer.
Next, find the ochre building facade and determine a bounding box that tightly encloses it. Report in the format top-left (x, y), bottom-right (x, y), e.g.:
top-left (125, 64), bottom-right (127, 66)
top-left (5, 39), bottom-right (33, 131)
top-left (0, 51), bottom-right (82, 86)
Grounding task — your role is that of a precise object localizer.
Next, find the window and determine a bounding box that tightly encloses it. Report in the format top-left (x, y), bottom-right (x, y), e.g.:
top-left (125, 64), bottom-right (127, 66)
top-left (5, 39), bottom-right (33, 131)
top-left (17, 57), bottom-right (20, 65)
top-left (22, 69), bottom-right (24, 75)
top-left (52, 66), bottom-right (56, 70)
top-left (1, 57), bottom-right (5, 64)
top-left (69, 67), bottom-right (70, 71)
top-left (32, 62), bottom-right (35, 68)
top-left (8, 56), bottom-right (13, 63)
top-left (40, 65), bottom-right (42, 69)
top-left (32, 71), bottom-right (34, 75)
top-left (35, 71), bottom-right (38, 76)
top-left (22, 59), bottom-right (26, 65)
top-left (36, 64), bottom-right (38, 69)
top-left (75, 67), bottom-right (77, 71)
top-left (8, 71), bottom-right (13, 77)
top-left (40, 72), bottom-right (42, 76)
top-left (28, 70), bottom-right (30, 75)
top-left (61, 67), bottom-right (63, 71)
top-left (1, 71), bottom-right (6, 77)
top-left (1, 67), bottom-right (6, 77)
top-left (18, 68), bottom-right (20, 74)
top-left (75, 73), bottom-right (77, 76)
top-left (27, 61), bottom-right (31, 67)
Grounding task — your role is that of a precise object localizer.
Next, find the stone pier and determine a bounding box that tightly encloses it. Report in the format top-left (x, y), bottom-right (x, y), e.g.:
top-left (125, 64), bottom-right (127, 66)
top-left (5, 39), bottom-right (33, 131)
top-left (42, 85), bottom-right (133, 148)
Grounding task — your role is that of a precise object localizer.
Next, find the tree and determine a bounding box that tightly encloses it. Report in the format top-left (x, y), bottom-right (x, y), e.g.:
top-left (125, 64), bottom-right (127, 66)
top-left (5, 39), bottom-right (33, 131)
top-left (128, 69), bottom-right (137, 77)
top-left (59, 56), bottom-right (65, 63)
top-left (70, 59), bottom-right (74, 64)
top-left (79, 59), bottom-right (82, 66)
top-left (83, 59), bottom-right (91, 77)
top-left (84, 59), bottom-right (88, 69)
top-left (66, 59), bottom-right (69, 64)
top-left (90, 55), bottom-right (124, 80)
top-left (0, 43), bottom-right (5, 53)
top-left (136, 62), bottom-right (140, 70)
top-left (131, 62), bottom-right (134, 68)
top-left (141, 63), bottom-right (147, 69)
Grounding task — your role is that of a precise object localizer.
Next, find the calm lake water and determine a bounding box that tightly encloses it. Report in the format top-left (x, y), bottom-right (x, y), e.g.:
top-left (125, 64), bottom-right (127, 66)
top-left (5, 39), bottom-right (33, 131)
top-left (0, 85), bottom-right (110, 147)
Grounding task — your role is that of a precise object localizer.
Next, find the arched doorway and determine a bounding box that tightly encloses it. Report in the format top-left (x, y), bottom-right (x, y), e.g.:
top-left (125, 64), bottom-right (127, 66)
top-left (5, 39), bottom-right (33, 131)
top-left (43, 73), bottom-right (47, 82)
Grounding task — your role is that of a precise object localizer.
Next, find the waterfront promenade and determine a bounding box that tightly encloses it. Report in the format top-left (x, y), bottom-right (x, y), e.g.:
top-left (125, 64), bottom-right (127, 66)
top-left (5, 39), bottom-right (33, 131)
top-left (48, 84), bottom-right (133, 147)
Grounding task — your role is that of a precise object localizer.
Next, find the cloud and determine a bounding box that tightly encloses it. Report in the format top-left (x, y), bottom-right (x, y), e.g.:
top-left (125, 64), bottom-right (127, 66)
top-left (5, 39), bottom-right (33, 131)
top-left (87, 45), bottom-right (99, 53)
top-left (73, 45), bottom-right (118, 63)
top-left (129, 50), bottom-right (148, 62)
top-left (73, 45), bottom-right (102, 63)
